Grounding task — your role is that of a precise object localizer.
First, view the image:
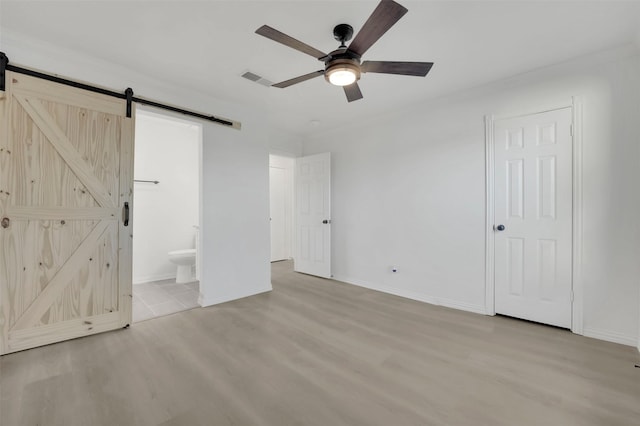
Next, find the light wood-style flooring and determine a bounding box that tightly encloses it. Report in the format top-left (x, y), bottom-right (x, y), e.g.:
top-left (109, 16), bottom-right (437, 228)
top-left (133, 280), bottom-right (200, 322)
top-left (1, 260), bottom-right (639, 425)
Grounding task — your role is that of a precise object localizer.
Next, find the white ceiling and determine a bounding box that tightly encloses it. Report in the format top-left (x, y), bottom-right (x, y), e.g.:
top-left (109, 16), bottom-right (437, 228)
top-left (2, 1), bottom-right (640, 136)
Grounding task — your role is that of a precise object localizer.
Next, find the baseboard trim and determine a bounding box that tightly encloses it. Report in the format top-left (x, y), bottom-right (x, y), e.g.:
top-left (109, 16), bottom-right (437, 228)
top-left (200, 286), bottom-right (272, 308)
top-left (334, 276), bottom-right (638, 347)
top-left (583, 327), bottom-right (636, 347)
top-left (332, 275), bottom-right (487, 316)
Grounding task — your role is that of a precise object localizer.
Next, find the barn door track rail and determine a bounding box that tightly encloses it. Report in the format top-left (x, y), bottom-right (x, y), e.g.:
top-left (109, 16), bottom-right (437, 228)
top-left (0, 52), bottom-right (240, 129)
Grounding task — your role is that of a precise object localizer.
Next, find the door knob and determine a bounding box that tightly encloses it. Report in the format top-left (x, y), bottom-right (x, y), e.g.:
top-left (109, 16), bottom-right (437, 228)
top-left (495, 224), bottom-right (505, 231)
top-left (322, 219), bottom-right (331, 224)
top-left (1, 217), bottom-right (9, 229)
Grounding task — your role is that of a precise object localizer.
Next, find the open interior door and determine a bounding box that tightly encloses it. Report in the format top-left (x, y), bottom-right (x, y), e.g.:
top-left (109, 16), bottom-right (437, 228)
top-left (294, 153), bottom-right (331, 278)
top-left (0, 71), bottom-right (134, 354)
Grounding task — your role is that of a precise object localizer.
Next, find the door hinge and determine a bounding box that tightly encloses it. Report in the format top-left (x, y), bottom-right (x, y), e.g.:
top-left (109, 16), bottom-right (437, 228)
top-left (570, 290), bottom-right (574, 302)
top-left (570, 124), bottom-right (573, 137)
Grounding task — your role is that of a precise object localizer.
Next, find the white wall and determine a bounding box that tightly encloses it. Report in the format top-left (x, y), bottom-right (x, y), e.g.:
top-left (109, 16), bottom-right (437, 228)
top-left (1, 30), bottom-right (273, 306)
top-left (303, 45), bottom-right (640, 346)
top-left (268, 127), bottom-right (303, 157)
top-left (132, 110), bottom-right (200, 284)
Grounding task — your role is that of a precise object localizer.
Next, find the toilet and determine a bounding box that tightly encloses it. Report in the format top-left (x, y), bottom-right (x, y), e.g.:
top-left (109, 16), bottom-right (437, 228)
top-left (168, 249), bottom-right (196, 283)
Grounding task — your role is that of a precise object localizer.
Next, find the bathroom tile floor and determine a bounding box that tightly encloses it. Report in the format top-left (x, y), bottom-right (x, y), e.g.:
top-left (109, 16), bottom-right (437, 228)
top-left (132, 280), bottom-right (200, 323)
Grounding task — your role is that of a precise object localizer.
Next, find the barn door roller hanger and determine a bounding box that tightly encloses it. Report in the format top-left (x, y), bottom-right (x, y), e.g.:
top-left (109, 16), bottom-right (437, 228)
top-left (0, 51), bottom-right (240, 129)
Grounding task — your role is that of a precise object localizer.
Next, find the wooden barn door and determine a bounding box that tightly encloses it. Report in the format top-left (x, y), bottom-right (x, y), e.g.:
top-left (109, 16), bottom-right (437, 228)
top-left (0, 71), bottom-right (134, 354)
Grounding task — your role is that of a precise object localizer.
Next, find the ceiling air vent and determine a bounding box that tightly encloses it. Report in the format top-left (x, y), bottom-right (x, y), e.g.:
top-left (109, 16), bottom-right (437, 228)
top-left (240, 70), bottom-right (274, 87)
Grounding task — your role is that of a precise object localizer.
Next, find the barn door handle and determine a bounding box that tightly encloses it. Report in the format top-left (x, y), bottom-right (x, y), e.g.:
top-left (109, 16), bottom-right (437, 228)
top-left (123, 202), bottom-right (130, 226)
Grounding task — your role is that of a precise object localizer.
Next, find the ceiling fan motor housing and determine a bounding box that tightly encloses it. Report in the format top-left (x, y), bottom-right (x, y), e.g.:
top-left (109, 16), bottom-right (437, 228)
top-left (324, 48), bottom-right (361, 85)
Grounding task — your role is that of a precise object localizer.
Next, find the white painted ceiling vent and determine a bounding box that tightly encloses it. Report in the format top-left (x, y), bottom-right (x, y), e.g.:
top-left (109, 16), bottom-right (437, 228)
top-left (240, 71), bottom-right (273, 87)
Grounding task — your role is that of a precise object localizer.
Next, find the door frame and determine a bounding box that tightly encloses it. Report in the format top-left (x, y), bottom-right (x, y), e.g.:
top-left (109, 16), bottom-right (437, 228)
top-left (484, 96), bottom-right (584, 335)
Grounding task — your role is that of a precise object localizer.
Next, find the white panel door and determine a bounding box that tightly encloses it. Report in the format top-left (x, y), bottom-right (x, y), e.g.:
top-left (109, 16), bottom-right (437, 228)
top-left (494, 108), bottom-right (572, 328)
top-left (294, 153), bottom-right (331, 278)
top-left (270, 166), bottom-right (287, 262)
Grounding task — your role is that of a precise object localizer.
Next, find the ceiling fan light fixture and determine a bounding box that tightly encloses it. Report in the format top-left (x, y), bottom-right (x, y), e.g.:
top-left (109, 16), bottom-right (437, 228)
top-left (328, 69), bottom-right (357, 86)
top-left (325, 61), bottom-right (361, 86)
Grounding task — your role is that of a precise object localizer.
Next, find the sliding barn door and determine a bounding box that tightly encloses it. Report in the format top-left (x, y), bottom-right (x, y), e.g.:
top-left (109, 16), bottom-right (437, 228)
top-left (0, 72), bottom-right (134, 354)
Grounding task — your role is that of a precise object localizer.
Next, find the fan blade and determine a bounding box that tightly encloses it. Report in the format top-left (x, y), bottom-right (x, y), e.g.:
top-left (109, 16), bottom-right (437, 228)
top-left (272, 70), bottom-right (325, 88)
top-left (361, 61), bottom-right (433, 76)
top-left (256, 25), bottom-right (327, 60)
top-left (343, 82), bottom-right (363, 102)
top-left (348, 0), bottom-right (408, 57)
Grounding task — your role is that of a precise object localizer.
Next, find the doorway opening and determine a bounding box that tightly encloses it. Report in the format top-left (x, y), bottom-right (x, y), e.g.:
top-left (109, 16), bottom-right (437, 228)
top-left (132, 109), bottom-right (203, 322)
top-left (269, 154), bottom-right (295, 263)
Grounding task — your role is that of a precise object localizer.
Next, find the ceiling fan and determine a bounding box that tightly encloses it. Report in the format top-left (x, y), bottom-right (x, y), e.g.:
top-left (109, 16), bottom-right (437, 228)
top-left (255, 0), bottom-right (433, 102)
